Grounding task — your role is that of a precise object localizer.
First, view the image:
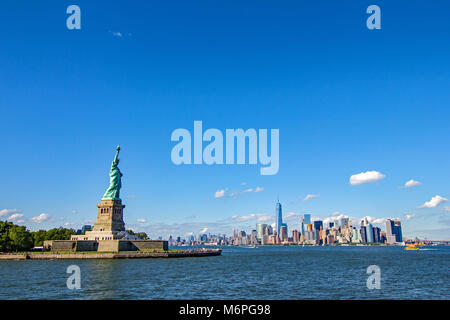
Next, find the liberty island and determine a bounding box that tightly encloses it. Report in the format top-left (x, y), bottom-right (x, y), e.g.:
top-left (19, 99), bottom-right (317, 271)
top-left (0, 146), bottom-right (221, 259)
top-left (44, 146), bottom-right (169, 252)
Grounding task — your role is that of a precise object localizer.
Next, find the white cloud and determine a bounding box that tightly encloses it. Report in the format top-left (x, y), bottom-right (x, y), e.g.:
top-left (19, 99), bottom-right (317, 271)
top-left (365, 216), bottom-right (388, 225)
top-left (349, 171), bottom-right (386, 186)
top-left (137, 218), bottom-right (147, 224)
top-left (243, 187), bottom-right (264, 193)
top-left (404, 179), bottom-right (421, 188)
top-left (232, 213), bottom-right (273, 223)
top-left (323, 214), bottom-right (349, 225)
top-left (0, 209), bottom-right (21, 217)
top-left (283, 212), bottom-right (307, 222)
top-left (228, 191), bottom-right (239, 198)
top-left (31, 213), bottom-right (50, 223)
top-left (442, 206), bottom-right (450, 212)
top-left (304, 194), bottom-right (320, 201)
top-left (324, 215), bottom-right (389, 227)
top-left (214, 189), bottom-right (227, 199)
top-left (372, 218), bottom-right (387, 224)
top-left (241, 182), bottom-right (247, 186)
top-left (215, 186), bottom-right (263, 199)
top-left (64, 222), bottom-right (77, 227)
top-left (199, 227), bottom-right (208, 234)
top-left (419, 195), bottom-right (448, 208)
top-left (405, 214), bottom-right (415, 221)
top-left (8, 213), bottom-right (24, 221)
top-left (214, 184), bottom-right (266, 200)
top-left (109, 30), bottom-right (132, 38)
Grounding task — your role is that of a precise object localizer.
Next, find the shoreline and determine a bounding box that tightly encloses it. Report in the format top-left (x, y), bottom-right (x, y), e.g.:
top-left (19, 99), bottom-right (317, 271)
top-left (0, 248), bottom-right (222, 260)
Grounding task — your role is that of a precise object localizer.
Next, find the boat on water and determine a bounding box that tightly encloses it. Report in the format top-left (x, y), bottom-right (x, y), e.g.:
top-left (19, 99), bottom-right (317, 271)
top-left (405, 245), bottom-right (420, 251)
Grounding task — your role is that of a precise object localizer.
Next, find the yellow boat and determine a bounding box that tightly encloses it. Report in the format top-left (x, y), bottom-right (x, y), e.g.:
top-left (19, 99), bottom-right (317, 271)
top-left (405, 245), bottom-right (420, 250)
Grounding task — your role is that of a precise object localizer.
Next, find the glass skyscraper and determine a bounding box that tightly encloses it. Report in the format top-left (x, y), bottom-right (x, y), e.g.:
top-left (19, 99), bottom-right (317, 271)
top-left (313, 220), bottom-right (323, 231)
top-left (313, 220), bottom-right (323, 245)
top-left (256, 223), bottom-right (267, 241)
top-left (372, 227), bottom-right (381, 243)
top-left (281, 223), bottom-right (288, 236)
top-left (280, 225), bottom-right (288, 241)
top-left (386, 219), bottom-right (403, 243)
top-left (366, 223), bottom-right (374, 243)
top-left (360, 226), bottom-right (367, 243)
top-left (304, 214), bottom-right (311, 225)
top-left (394, 220), bottom-right (403, 242)
top-left (276, 200), bottom-right (283, 235)
top-left (352, 227), bottom-right (361, 242)
top-left (340, 217), bottom-right (349, 229)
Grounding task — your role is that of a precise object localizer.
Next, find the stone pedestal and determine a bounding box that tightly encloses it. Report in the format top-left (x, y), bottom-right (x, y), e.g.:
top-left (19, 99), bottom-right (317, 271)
top-left (71, 199), bottom-right (126, 242)
top-left (93, 199), bottom-right (125, 232)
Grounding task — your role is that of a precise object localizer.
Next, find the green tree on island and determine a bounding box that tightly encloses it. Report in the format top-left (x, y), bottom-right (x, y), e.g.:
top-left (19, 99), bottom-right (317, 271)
top-left (31, 229), bottom-right (47, 247)
top-left (43, 227), bottom-right (77, 242)
top-left (0, 221), bottom-right (77, 252)
top-left (126, 229), bottom-right (149, 240)
top-left (0, 221), bottom-right (33, 252)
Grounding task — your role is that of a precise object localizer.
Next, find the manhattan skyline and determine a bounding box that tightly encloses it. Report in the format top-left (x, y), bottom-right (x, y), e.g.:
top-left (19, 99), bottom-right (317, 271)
top-left (1, 1), bottom-right (449, 240)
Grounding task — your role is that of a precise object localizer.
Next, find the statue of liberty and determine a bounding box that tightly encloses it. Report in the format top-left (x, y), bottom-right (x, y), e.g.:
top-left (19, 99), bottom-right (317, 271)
top-left (102, 146), bottom-right (123, 200)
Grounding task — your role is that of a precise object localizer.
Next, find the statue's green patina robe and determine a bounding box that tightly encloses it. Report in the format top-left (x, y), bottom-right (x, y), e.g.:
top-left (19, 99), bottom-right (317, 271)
top-left (102, 147), bottom-right (122, 200)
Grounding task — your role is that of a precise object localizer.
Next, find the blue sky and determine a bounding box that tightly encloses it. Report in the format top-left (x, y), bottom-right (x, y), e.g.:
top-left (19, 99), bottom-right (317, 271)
top-left (1, 1), bottom-right (449, 240)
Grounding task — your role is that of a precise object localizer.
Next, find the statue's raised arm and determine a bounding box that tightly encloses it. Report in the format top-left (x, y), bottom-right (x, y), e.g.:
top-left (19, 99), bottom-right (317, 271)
top-left (112, 146), bottom-right (120, 166)
top-left (102, 146), bottom-right (123, 201)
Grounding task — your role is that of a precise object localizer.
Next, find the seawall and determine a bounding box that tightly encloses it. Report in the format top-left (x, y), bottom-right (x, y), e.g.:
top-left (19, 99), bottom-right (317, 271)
top-left (0, 249), bottom-right (222, 260)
